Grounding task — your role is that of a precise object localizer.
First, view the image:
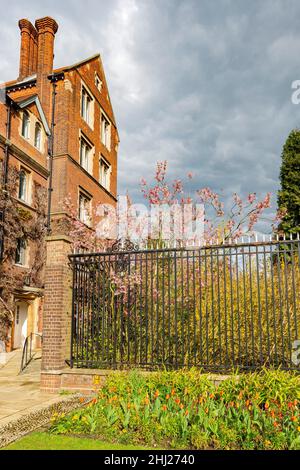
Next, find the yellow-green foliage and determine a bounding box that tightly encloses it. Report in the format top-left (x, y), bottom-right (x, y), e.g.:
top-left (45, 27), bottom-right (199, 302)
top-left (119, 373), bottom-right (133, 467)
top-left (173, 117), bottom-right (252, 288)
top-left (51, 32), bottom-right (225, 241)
top-left (110, 246), bottom-right (300, 369)
top-left (78, 243), bottom-right (300, 370)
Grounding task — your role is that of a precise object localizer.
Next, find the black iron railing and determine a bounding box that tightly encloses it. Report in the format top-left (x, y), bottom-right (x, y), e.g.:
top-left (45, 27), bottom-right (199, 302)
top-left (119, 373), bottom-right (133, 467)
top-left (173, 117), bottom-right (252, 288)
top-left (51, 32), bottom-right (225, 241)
top-left (69, 239), bottom-right (300, 372)
top-left (20, 332), bottom-right (42, 373)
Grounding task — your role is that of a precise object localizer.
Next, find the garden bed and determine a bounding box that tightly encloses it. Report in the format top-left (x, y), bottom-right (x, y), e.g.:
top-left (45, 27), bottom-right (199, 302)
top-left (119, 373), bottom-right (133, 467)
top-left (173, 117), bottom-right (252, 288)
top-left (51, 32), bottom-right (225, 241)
top-left (49, 368), bottom-right (300, 450)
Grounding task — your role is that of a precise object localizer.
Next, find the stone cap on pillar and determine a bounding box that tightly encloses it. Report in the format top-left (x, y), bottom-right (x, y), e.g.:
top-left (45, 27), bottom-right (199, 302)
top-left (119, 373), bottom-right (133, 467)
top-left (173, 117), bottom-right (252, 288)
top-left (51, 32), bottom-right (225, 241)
top-left (35, 16), bottom-right (58, 35)
top-left (18, 18), bottom-right (37, 35)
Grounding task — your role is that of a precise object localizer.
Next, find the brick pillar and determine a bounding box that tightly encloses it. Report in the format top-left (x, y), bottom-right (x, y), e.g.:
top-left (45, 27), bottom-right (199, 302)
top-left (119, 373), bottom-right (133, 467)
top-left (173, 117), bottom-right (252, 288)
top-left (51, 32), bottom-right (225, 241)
top-left (40, 235), bottom-right (72, 392)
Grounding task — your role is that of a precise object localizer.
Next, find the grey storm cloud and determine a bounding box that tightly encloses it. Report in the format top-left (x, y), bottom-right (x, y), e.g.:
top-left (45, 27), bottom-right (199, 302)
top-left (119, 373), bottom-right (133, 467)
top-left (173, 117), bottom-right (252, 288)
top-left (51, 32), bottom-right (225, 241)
top-left (1, 0), bottom-right (300, 224)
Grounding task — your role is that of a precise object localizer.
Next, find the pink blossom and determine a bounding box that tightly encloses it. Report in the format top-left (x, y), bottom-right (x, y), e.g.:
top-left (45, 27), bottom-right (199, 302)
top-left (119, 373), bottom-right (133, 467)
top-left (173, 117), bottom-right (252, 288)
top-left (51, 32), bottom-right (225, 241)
top-left (247, 193), bottom-right (256, 204)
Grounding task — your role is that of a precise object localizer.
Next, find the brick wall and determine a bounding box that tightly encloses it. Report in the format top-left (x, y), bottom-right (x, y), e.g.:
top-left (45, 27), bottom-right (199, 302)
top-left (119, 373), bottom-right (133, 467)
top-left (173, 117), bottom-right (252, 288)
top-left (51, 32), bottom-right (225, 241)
top-left (51, 57), bottom-right (118, 225)
top-left (41, 235), bottom-right (72, 382)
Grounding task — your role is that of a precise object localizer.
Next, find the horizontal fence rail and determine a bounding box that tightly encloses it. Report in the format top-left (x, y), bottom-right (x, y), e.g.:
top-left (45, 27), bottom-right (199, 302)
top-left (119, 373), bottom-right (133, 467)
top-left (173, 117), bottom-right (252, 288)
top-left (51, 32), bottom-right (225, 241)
top-left (69, 239), bottom-right (300, 372)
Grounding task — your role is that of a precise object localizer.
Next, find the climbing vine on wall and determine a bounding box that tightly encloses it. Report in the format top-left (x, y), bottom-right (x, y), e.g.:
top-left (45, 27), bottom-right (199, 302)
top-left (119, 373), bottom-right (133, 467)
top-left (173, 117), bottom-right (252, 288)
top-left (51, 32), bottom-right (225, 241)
top-left (0, 166), bottom-right (47, 342)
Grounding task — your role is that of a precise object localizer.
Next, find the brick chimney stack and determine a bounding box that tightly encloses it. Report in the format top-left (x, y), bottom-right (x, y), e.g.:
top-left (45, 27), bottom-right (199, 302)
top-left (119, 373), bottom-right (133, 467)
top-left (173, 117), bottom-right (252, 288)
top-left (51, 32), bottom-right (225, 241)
top-left (18, 19), bottom-right (38, 79)
top-left (35, 16), bottom-right (58, 121)
top-left (29, 26), bottom-right (38, 76)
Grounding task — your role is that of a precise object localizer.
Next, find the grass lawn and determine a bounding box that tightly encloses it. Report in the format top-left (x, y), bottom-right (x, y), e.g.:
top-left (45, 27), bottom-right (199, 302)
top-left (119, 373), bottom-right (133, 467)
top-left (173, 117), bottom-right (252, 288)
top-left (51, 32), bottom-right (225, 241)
top-left (3, 432), bottom-right (151, 450)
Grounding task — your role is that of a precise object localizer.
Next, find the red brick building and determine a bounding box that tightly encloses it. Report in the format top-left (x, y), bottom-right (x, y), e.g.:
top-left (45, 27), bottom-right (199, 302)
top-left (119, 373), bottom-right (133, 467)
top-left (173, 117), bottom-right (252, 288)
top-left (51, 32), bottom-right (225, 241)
top-left (0, 17), bottom-right (119, 352)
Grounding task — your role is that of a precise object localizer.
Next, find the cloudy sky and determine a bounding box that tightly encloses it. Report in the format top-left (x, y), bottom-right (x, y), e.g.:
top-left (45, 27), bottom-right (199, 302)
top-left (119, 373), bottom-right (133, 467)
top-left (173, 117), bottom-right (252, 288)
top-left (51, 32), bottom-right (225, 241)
top-left (1, 0), bottom-right (300, 222)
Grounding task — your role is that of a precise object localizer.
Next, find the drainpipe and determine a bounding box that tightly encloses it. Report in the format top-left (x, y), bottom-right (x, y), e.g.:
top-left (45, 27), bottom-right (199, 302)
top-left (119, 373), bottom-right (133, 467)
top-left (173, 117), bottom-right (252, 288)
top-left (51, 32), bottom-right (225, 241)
top-left (46, 77), bottom-right (57, 233)
top-left (0, 94), bottom-right (12, 261)
top-left (3, 95), bottom-right (12, 186)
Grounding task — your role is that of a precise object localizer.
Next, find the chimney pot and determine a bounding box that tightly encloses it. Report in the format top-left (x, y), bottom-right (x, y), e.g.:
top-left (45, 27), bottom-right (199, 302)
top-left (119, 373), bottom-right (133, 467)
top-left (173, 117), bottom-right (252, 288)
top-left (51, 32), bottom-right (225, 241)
top-left (35, 17), bottom-right (59, 122)
top-left (18, 19), bottom-right (35, 79)
top-left (18, 19), bottom-right (38, 79)
top-left (35, 17), bottom-right (58, 35)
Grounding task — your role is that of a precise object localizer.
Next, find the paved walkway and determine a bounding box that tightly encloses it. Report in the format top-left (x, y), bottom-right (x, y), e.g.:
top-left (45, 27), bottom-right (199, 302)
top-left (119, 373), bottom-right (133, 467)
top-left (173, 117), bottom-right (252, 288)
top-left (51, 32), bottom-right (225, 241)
top-left (0, 349), bottom-right (56, 425)
top-left (0, 350), bottom-right (90, 448)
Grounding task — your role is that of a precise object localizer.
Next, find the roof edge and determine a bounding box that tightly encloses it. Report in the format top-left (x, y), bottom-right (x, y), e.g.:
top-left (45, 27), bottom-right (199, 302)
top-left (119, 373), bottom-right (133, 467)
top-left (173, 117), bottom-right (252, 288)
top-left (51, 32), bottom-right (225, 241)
top-left (54, 53), bottom-right (100, 74)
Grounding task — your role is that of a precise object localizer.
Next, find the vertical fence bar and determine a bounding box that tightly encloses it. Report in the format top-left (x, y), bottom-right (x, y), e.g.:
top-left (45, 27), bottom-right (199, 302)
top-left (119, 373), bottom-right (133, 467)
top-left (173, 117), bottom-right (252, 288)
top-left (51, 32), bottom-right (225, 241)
top-left (150, 251), bottom-right (154, 366)
top-left (242, 247), bottom-right (248, 369)
top-left (198, 248), bottom-right (203, 366)
top-left (127, 253), bottom-right (131, 365)
top-left (192, 249), bottom-right (196, 366)
top-left (162, 249), bottom-right (166, 363)
top-left (85, 258), bottom-right (91, 367)
top-left (138, 252), bottom-right (143, 365)
top-left (180, 249), bottom-right (185, 367)
top-left (222, 246), bottom-right (229, 367)
top-left (145, 251), bottom-right (149, 366)
top-left (262, 244), bottom-right (271, 364)
top-left (156, 249), bottom-right (159, 365)
top-left (210, 247), bottom-right (215, 368)
top-left (255, 245), bottom-right (263, 365)
top-left (133, 252), bottom-right (138, 364)
top-left (229, 247), bottom-right (235, 366)
top-left (69, 257), bottom-right (76, 367)
top-left (216, 246), bottom-right (222, 369)
top-left (283, 243), bottom-right (292, 366)
top-left (167, 249), bottom-right (171, 367)
top-left (78, 258), bottom-right (83, 365)
top-left (235, 246), bottom-right (241, 367)
top-left (290, 241), bottom-right (299, 343)
top-left (276, 243), bottom-right (285, 365)
top-left (248, 247), bottom-right (255, 368)
top-left (107, 254), bottom-right (112, 366)
top-left (269, 243), bottom-right (278, 366)
top-left (174, 250), bottom-right (178, 368)
top-left (113, 254), bottom-right (118, 368)
top-left (204, 248), bottom-right (209, 365)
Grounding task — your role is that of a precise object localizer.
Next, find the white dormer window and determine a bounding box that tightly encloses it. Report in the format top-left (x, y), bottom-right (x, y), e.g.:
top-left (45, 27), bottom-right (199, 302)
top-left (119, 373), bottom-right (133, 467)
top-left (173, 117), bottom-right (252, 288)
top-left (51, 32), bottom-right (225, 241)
top-left (34, 122), bottom-right (42, 150)
top-left (21, 111), bottom-right (30, 139)
top-left (81, 86), bottom-right (93, 127)
top-left (95, 74), bottom-right (102, 92)
top-left (101, 113), bottom-right (111, 150)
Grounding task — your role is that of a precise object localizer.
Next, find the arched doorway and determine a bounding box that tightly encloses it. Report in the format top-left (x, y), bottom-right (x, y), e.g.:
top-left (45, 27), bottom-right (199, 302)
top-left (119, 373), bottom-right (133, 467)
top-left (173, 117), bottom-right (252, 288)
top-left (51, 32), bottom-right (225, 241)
top-left (13, 302), bottom-right (28, 349)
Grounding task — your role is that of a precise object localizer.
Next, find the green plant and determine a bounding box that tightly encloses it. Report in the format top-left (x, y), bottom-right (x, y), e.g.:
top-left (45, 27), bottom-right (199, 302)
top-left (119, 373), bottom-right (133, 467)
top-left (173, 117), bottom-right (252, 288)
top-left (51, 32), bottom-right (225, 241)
top-left (278, 129), bottom-right (300, 237)
top-left (50, 369), bottom-right (300, 450)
